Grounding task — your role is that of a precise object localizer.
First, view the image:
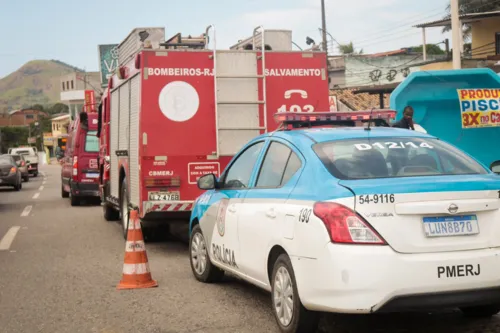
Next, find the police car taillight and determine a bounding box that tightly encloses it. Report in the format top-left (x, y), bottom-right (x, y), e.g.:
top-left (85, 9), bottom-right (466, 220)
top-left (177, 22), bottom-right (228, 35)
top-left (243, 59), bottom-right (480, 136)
top-left (274, 110), bottom-right (396, 129)
top-left (313, 202), bottom-right (387, 245)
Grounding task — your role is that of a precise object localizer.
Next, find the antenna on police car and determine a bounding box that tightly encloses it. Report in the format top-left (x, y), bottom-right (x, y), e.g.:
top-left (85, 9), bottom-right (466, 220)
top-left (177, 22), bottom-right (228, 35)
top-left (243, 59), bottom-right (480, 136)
top-left (365, 107), bottom-right (375, 131)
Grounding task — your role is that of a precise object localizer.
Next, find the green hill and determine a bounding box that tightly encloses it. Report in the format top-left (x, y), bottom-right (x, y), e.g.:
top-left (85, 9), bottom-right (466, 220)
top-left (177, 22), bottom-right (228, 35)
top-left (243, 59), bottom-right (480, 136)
top-left (0, 60), bottom-right (81, 113)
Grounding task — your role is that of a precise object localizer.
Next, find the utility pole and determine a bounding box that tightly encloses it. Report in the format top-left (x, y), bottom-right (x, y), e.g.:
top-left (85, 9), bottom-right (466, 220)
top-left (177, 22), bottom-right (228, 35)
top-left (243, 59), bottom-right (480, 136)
top-left (321, 0), bottom-right (328, 53)
top-left (451, 0), bottom-right (461, 69)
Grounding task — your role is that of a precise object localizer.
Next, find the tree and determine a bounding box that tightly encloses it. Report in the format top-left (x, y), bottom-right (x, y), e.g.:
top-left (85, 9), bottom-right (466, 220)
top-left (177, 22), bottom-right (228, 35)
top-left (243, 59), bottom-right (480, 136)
top-left (442, 0), bottom-right (500, 40)
top-left (406, 44), bottom-right (446, 55)
top-left (338, 41), bottom-right (364, 55)
top-left (47, 103), bottom-right (69, 115)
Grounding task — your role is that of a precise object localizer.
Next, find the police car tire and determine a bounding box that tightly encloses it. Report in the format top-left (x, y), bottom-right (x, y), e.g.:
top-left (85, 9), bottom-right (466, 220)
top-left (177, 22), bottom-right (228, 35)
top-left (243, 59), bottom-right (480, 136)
top-left (189, 224), bottom-right (224, 283)
top-left (460, 304), bottom-right (500, 318)
top-left (271, 254), bottom-right (319, 333)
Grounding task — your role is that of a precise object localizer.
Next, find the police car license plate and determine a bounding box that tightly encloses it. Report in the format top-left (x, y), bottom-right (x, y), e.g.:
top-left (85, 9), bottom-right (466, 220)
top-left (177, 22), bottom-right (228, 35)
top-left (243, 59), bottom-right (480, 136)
top-left (423, 215), bottom-right (479, 237)
top-left (149, 191), bottom-right (180, 201)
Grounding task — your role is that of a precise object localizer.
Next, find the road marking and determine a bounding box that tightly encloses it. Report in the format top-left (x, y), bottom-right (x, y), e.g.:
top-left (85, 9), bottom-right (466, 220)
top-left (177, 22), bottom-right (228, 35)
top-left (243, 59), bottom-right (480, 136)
top-left (42, 181), bottom-right (46, 185)
top-left (0, 227), bottom-right (21, 251)
top-left (21, 205), bottom-right (32, 217)
top-left (32, 193), bottom-right (40, 199)
top-left (39, 186), bottom-right (44, 191)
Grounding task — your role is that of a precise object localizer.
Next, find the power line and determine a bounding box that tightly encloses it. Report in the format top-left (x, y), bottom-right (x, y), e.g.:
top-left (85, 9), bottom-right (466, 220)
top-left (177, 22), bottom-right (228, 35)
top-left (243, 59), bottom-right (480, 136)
top-left (356, 30), bottom-right (422, 48)
top-left (350, 7), bottom-right (447, 45)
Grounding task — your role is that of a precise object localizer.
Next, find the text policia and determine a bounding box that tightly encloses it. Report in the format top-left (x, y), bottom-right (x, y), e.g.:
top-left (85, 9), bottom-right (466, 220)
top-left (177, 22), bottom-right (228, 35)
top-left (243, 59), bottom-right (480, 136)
top-left (458, 88), bottom-right (500, 128)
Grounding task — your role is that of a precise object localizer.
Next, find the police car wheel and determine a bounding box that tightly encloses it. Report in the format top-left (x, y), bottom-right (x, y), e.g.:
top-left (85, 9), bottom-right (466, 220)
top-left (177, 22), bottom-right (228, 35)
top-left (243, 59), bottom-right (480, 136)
top-left (460, 304), bottom-right (500, 318)
top-left (189, 224), bottom-right (224, 283)
top-left (271, 254), bottom-right (319, 333)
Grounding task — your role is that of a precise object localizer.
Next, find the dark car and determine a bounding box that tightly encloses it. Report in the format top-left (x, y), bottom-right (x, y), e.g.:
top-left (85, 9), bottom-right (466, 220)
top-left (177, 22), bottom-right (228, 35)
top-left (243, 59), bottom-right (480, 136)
top-left (9, 154), bottom-right (30, 182)
top-left (0, 155), bottom-right (22, 191)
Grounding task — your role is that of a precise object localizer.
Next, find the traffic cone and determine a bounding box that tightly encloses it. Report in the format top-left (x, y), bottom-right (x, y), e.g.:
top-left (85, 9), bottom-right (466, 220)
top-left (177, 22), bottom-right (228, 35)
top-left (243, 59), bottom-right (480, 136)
top-left (117, 209), bottom-right (158, 290)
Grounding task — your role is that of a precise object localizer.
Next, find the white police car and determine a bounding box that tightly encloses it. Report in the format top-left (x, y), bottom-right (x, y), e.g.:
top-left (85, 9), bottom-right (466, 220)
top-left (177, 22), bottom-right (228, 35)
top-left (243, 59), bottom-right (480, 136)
top-left (189, 111), bottom-right (500, 333)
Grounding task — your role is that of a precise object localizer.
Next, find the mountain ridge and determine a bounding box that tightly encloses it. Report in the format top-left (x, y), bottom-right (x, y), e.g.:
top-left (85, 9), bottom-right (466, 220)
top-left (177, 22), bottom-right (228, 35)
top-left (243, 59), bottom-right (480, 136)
top-left (0, 60), bottom-right (83, 114)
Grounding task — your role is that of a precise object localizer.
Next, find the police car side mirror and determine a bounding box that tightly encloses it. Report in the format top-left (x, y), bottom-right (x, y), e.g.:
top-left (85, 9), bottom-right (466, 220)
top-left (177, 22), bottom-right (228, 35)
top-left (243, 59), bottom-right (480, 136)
top-left (490, 161), bottom-right (500, 175)
top-left (197, 174), bottom-right (217, 190)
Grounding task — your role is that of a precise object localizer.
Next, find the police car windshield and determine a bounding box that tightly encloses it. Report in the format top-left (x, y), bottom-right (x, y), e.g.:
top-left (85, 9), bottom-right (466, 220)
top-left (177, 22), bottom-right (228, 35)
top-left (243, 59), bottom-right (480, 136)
top-left (313, 137), bottom-right (488, 180)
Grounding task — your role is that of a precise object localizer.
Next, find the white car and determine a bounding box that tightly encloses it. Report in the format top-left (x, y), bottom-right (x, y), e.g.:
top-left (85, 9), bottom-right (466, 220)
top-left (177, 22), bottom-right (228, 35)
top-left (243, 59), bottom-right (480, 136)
top-left (188, 112), bottom-right (500, 333)
top-left (8, 146), bottom-right (39, 177)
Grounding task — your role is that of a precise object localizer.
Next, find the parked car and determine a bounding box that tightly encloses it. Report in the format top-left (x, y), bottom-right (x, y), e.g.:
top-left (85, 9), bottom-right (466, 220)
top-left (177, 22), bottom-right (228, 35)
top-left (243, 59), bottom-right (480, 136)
top-left (8, 154), bottom-right (30, 182)
top-left (0, 155), bottom-right (23, 191)
top-left (189, 111), bottom-right (500, 333)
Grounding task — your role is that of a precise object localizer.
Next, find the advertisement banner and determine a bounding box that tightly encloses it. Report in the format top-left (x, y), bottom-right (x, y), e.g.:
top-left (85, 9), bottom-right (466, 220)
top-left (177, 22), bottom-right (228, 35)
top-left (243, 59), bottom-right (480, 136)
top-left (98, 44), bottom-right (119, 88)
top-left (458, 88), bottom-right (500, 128)
top-left (84, 90), bottom-right (96, 112)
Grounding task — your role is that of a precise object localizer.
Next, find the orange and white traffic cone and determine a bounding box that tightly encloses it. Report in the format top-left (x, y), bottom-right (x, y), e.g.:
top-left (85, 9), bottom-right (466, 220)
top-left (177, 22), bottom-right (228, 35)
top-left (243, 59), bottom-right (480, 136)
top-left (117, 209), bottom-right (158, 290)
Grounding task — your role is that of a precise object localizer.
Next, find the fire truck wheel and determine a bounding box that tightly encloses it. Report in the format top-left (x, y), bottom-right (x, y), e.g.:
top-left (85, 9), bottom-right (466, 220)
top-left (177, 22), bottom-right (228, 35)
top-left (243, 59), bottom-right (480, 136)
top-left (103, 204), bottom-right (119, 221)
top-left (189, 224), bottom-right (225, 283)
top-left (120, 178), bottom-right (130, 240)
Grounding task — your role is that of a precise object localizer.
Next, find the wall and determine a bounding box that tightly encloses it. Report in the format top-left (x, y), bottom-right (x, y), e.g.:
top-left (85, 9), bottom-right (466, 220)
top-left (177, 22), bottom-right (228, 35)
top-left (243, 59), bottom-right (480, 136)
top-left (60, 72), bottom-right (101, 93)
top-left (470, 17), bottom-right (499, 59)
top-left (343, 54), bottom-right (445, 87)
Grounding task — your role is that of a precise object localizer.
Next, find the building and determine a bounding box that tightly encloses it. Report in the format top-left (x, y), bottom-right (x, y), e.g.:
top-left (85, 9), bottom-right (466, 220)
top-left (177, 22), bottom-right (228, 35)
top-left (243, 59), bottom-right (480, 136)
top-left (60, 71), bottom-right (101, 120)
top-left (0, 108), bottom-right (48, 127)
top-left (51, 114), bottom-right (71, 138)
top-left (414, 10), bottom-right (500, 71)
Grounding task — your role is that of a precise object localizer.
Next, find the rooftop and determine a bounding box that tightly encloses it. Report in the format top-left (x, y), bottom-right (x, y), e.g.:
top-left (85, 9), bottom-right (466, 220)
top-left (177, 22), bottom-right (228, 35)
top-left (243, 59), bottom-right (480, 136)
top-left (52, 114), bottom-right (71, 121)
top-left (330, 86), bottom-right (393, 110)
top-left (414, 10), bottom-right (500, 28)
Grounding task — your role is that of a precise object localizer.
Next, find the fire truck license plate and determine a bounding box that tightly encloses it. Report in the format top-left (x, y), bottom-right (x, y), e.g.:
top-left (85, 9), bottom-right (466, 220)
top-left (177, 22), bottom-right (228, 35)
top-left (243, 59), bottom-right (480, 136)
top-left (149, 191), bottom-right (180, 201)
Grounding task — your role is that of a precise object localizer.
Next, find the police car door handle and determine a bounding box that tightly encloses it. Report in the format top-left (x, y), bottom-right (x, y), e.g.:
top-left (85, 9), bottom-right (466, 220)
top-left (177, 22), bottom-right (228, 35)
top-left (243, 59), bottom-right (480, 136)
top-left (228, 205), bottom-right (236, 213)
top-left (266, 208), bottom-right (276, 219)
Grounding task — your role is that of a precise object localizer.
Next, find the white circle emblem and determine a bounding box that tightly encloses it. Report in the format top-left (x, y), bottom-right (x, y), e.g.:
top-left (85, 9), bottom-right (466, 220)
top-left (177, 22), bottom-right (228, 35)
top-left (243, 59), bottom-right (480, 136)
top-left (158, 81), bottom-right (200, 122)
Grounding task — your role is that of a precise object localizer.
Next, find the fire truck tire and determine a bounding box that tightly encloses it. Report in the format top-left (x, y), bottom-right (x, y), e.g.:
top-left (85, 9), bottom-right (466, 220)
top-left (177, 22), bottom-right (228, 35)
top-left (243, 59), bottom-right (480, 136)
top-left (120, 178), bottom-right (130, 240)
top-left (103, 204), bottom-right (119, 221)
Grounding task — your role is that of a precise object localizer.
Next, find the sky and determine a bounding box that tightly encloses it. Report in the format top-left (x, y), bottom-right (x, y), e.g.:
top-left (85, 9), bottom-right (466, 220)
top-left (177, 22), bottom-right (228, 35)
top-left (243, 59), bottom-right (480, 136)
top-left (0, 0), bottom-right (452, 78)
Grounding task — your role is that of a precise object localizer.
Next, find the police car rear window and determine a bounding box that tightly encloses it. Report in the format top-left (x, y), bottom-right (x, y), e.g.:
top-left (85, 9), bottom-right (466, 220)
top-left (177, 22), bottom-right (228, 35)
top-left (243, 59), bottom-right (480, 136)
top-left (313, 137), bottom-right (487, 180)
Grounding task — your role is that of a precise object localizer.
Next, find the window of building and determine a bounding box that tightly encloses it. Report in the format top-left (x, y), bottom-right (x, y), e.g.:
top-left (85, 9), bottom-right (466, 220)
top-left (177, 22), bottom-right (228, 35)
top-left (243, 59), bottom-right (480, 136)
top-left (71, 80), bottom-right (74, 89)
top-left (25, 114), bottom-right (34, 120)
top-left (62, 82), bottom-right (65, 91)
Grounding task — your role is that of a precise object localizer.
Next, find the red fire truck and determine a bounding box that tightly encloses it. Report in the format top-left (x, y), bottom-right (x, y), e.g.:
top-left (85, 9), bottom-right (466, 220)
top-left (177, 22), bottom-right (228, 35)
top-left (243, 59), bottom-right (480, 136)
top-left (97, 25), bottom-right (330, 238)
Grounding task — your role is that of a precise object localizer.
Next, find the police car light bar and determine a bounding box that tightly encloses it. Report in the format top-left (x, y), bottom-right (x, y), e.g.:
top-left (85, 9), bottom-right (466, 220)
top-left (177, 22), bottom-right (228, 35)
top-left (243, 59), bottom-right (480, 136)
top-left (274, 110), bottom-right (396, 128)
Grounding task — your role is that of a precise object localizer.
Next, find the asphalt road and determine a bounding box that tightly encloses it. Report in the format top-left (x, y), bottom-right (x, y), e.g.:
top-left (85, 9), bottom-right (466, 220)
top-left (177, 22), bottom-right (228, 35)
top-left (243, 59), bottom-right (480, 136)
top-left (1, 165), bottom-right (500, 333)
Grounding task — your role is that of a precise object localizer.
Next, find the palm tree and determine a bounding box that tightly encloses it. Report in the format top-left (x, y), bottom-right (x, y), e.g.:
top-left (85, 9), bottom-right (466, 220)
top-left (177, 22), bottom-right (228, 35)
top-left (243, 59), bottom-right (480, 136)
top-left (442, 0), bottom-right (500, 40)
top-left (338, 41), bottom-right (364, 55)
